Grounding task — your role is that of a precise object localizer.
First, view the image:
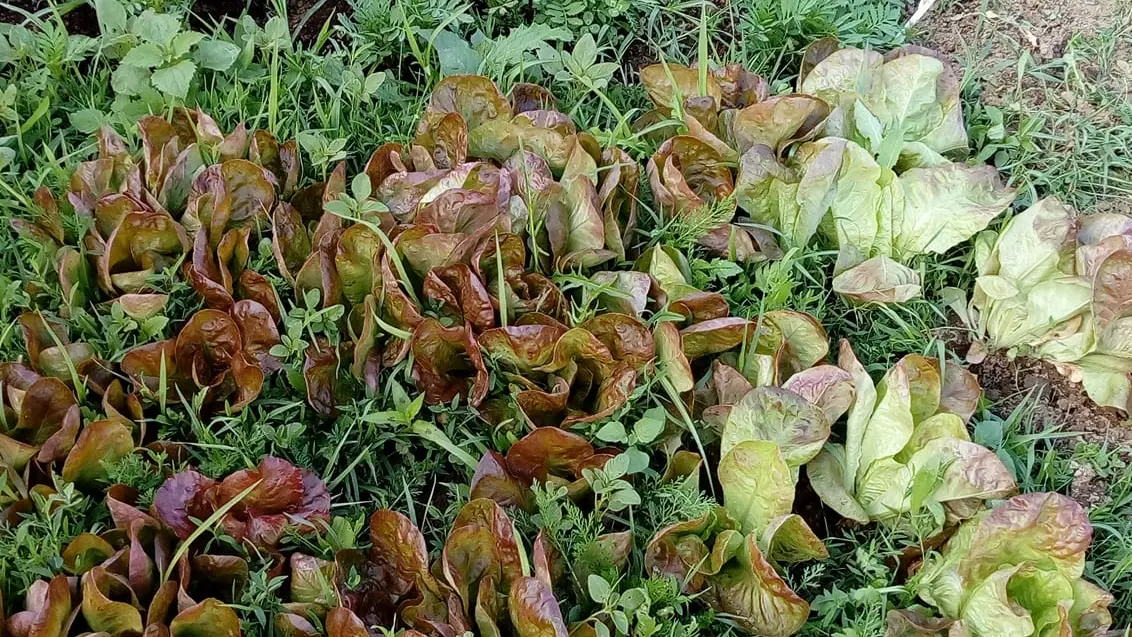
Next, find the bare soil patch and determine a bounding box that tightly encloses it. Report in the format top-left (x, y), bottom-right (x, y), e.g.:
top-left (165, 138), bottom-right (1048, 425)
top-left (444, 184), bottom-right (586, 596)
top-left (973, 349), bottom-right (1132, 504)
top-left (937, 322), bottom-right (1132, 505)
top-left (914, 0), bottom-right (1125, 100)
top-left (287, 0), bottom-right (350, 42)
top-left (0, 0), bottom-right (97, 35)
top-left (973, 350), bottom-right (1132, 448)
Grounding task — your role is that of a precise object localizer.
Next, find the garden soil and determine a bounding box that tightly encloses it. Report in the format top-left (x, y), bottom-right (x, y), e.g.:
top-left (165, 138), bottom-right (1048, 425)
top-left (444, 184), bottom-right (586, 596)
top-left (287, 0), bottom-right (350, 42)
top-left (916, 0), bottom-right (1125, 99)
top-left (973, 349), bottom-right (1132, 504)
top-left (0, 0), bottom-right (98, 35)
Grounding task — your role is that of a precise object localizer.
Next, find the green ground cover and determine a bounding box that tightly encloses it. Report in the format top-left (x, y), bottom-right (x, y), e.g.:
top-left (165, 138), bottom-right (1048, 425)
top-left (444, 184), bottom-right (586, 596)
top-left (0, 0), bottom-right (1129, 635)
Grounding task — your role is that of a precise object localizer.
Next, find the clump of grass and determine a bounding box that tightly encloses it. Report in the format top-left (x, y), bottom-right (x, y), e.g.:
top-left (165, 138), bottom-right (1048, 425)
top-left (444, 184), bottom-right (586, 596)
top-left (956, 6), bottom-right (1132, 211)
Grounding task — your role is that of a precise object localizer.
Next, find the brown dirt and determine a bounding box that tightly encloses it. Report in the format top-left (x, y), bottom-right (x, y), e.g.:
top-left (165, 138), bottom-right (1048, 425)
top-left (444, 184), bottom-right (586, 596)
top-left (1090, 198), bottom-right (1132, 217)
top-left (0, 0), bottom-right (97, 35)
top-left (623, 38), bottom-right (656, 76)
top-left (970, 346), bottom-right (1132, 504)
top-left (918, 0), bottom-right (1132, 512)
top-left (914, 0), bottom-right (1126, 103)
top-left (191, 0), bottom-right (269, 30)
top-left (0, 0), bottom-right (268, 37)
top-left (288, 0), bottom-right (350, 43)
top-left (971, 348), bottom-right (1132, 448)
top-left (937, 324), bottom-right (1132, 506)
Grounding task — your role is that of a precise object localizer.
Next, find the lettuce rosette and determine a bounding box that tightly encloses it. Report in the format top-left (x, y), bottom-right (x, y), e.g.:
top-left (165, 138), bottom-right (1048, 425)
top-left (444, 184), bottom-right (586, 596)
top-left (152, 456), bottom-right (330, 549)
top-left (636, 62), bottom-right (805, 264)
top-left (747, 41), bottom-right (1017, 302)
top-left (261, 75), bottom-right (643, 410)
top-left (642, 314), bottom-right (842, 636)
top-left (806, 341), bottom-right (1016, 525)
top-left (891, 493), bottom-right (1112, 637)
top-left (645, 506), bottom-right (811, 637)
top-left (797, 40), bottom-right (968, 162)
top-left (5, 457), bottom-right (329, 637)
top-left (0, 315), bottom-right (145, 490)
top-left (330, 498), bottom-right (570, 637)
top-left (121, 303), bottom-right (280, 412)
top-left (20, 109), bottom-right (296, 310)
top-left (948, 197), bottom-right (1132, 412)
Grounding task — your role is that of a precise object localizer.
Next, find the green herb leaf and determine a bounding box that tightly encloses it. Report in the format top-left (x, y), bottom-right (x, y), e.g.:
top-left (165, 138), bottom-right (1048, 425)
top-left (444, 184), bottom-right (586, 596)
top-left (150, 59), bottom-right (196, 98)
top-left (121, 42), bottom-right (164, 69)
top-left (195, 39), bottom-right (240, 71)
top-left (588, 574), bottom-right (612, 604)
top-left (132, 10), bottom-right (182, 48)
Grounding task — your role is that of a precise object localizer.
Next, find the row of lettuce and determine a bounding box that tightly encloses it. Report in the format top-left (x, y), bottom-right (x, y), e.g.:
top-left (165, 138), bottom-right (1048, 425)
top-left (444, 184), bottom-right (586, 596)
top-left (1, 432), bottom-right (1114, 637)
top-left (0, 41), bottom-right (1121, 636)
top-left (13, 38), bottom-right (1131, 413)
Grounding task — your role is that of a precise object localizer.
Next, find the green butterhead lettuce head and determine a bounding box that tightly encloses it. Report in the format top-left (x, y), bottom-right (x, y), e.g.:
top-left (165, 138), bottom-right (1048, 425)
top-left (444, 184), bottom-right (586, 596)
top-left (906, 492), bottom-right (1113, 637)
top-left (725, 43), bottom-right (1016, 303)
top-left (734, 133), bottom-right (1014, 303)
top-left (719, 439), bottom-right (795, 534)
top-left (644, 506), bottom-right (816, 637)
top-left (799, 43), bottom-right (967, 157)
top-left (807, 341), bottom-right (1015, 525)
top-left (955, 197), bottom-right (1132, 412)
top-left (721, 387), bottom-right (831, 474)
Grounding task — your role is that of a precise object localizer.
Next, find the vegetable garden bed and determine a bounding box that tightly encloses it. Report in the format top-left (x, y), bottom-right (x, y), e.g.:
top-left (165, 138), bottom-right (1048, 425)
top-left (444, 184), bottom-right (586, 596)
top-left (0, 0), bottom-right (1129, 636)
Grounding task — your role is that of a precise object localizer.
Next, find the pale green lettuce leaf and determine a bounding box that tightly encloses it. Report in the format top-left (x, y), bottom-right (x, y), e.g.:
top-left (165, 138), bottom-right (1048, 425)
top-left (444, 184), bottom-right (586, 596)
top-left (799, 48), bottom-right (884, 139)
top-left (838, 339), bottom-right (877, 494)
top-left (718, 440), bottom-right (793, 535)
top-left (864, 438), bottom-right (1015, 521)
top-left (855, 362), bottom-right (914, 485)
top-left (918, 515), bottom-right (981, 617)
top-left (801, 47), bottom-right (966, 155)
top-left (710, 534), bottom-right (811, 637)
top-left (894, 163), bottom-right (1015, 257)
top-left (797, 138), bottom-right (884, 263)
top-left (641, 246), bottom-right (696, 299)
top-left (806, 445), bottom-right (870, 524)
top-left (855, 457), bottom-right (906, 514)
top-left (867, 52), bottom-right (967, 155)
top-left (1076, 358), bottom-right (1132, 411)
top-left (895, 412), bottom-right (969, 463)
top-left (865, 54), bottom-right (944, 142)
top-left (1069, 578), bottom-right (1114, 635)
top-left (720, 387), bottom-right (831, 471)
top-left (896, 141), bottom-right (951, 171)
top-left (1006, 566), bottom-right (1075, 636)
top-left (734, 145), bottom-right (802, 244)
top-left (960, 565), bottom-right (1035, 636)
top-left (760, 514), bottom-right (828, 563)
top-left (655, 322), bottom-right (694, 393)
top-left (982, 197), bottom-right (1076, 285)
top-left (979, 276), bottom-right (1091, 351)
top-left (832, 248), bottom-right (921, 305)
